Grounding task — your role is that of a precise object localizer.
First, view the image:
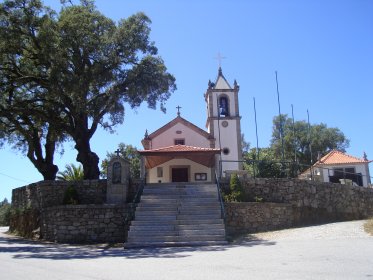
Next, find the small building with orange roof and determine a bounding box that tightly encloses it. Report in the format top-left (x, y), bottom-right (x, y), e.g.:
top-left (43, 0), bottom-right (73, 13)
top-left (300, 150), bottom-right (372, 187)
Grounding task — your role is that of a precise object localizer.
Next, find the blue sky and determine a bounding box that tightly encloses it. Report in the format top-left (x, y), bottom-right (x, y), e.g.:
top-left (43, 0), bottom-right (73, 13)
top-left (1, 0), bottom-right (372, 201)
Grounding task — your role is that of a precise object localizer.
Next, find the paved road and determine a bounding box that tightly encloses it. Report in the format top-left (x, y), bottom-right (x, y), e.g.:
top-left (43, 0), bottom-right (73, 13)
top-left (1, 221), bottom-right (373, 280)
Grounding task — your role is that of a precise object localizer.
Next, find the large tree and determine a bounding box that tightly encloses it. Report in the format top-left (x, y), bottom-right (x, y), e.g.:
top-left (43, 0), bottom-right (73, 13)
top-left (270, 114), bottom-right (350, 167)
top-left (0, 0), bottom-right (176, 179)
top-left (0, 0), bottom-right (64, 179)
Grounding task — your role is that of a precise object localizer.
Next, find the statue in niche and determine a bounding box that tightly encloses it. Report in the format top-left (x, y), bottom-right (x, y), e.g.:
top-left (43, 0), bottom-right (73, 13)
top-left (112, 162), bottom-right (121, 184)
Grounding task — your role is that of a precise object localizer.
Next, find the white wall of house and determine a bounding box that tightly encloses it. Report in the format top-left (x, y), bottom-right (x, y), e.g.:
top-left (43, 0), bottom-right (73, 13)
top-left (147, 158), bottom-right (213, 183)
top-left (151, 123), bottom-right (210, 149)
top-left (318, 164), bottom-right (370, 186)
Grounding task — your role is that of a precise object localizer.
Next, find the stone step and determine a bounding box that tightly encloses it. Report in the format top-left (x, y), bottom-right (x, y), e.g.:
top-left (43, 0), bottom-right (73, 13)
top-left (128, 224), bottom-right (225, 231)
top-left (140, 198), bottom-right (219, 203)
top-left (134, 209), bottom-right (222, 215)
top-left (127, 234), bottom-right (226, 243)
top-left (142, 187), bottom-right (218, 191)
top-left (128, 229), bottom-right (226, 237)
top-left (124, 240), bottom-right (228, 249)
top-left (135, 205), bottom-right (220, 211)
top-left (140, 195), bottom-right (218, 200)
top-left (131, 219), bottom-right (224, 226)
top-left (144, 184), bottom-right (217, 189)
top-left (141, 195), bottom-right (219, 200)
top-left (136, 202), bottom-right (221, 211)
top-left (134, 214), bottom-right (222, 221)
top-left (126, 183), bottom-right (226, 248)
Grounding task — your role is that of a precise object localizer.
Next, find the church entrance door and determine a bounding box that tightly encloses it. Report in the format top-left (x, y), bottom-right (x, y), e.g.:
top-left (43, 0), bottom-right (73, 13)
top-left (171, 167), bottom-right (189, 182)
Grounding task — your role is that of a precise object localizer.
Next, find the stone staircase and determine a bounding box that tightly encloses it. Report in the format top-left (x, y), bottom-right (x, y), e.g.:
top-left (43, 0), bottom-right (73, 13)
top-left (125, 183), bottom-right (227, 248)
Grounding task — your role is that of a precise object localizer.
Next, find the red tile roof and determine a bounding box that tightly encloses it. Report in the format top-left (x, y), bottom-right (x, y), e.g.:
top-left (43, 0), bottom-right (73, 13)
top-left (315, 150), bottom-right (371, 166)
top-left (139, 145), bottom-right (220, 154)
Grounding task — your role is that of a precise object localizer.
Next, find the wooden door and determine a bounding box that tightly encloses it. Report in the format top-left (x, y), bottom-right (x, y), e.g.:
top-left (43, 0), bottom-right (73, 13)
top-left (172, 168), bottom-right (189, 182)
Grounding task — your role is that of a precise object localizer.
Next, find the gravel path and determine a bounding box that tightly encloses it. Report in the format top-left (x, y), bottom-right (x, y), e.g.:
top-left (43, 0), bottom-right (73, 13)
top-left (251, 220), bottom-right (370, 241)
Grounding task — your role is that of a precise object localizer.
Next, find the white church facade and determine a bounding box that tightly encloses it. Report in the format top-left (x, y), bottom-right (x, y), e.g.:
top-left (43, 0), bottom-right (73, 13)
top-left (139, 68), bottom-right (243, 183)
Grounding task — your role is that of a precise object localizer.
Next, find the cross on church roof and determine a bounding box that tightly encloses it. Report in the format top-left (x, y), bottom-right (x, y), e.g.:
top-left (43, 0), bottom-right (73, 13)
top-left (214, 52), bottom-right (226, 68)
top-left (176, 105), bottom-right (182, 116)
top-left (115, 149), bottom-right (121, 157)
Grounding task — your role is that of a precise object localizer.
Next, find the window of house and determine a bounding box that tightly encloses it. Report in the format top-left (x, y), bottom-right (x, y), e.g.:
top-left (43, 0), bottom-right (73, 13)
top-left (174, 139), bottom-right (185, 145)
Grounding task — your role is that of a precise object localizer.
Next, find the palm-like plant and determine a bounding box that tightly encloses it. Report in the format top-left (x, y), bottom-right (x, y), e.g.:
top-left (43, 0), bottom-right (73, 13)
top-left (57, 164), bottom-right (84, 181)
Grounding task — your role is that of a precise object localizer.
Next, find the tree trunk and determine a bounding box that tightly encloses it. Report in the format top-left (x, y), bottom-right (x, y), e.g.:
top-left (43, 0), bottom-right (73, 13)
top-left (27, 133), bottom-right (59, 180)
top-left (74, 135), bottom-right (100, 180)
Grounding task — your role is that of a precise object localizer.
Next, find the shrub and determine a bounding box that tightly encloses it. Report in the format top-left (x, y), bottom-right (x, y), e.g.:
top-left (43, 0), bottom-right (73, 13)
top-left (0, 200), bottom-right (11, 226)
top-left (63, 185), bottom-right (79, 205)
top-left (224, 174), bottom-right (245, 202)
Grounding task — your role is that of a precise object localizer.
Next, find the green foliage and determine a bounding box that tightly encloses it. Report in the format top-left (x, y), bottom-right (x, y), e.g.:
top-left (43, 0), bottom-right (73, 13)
top-left (224, 174), bottom-right (245, 202)
top-left (0, 0), bottom-right (176, 180)
top-left (254, 196), bottom-right (264, 203)
top-left (0, 198), bottom-right (11, 226)
top-left (271, 114), bottom-right (349, 167)
top-left (57, 164), bottom-right (84, 181)
top-left (244, 148), bottom-right (283, 178)
top-left (101, 143), bottom-right (141, 179)
top-left (63, 185), bottom-right (79, 205)
top-left (243, 115), bottom-right (350, 178)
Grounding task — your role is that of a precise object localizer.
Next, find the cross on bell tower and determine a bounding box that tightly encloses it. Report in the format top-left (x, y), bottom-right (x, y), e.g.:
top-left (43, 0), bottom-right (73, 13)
top-left (214, 52), bottom-right (226, 69)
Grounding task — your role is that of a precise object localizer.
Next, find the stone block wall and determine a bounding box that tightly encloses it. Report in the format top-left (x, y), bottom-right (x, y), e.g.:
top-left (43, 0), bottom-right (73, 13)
top-left (12, 180), bottom-right (107, 210)
top-left (221, 178), bottom-right (373, 220)
top-left (225, 202), bottom-right (295, 235)
top-left (41, 204), bottom-right (135, 243)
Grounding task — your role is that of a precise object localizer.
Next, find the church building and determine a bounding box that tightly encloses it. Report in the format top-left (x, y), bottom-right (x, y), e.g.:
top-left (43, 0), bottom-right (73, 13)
top-left (139, 68), bottom-right (243, 183)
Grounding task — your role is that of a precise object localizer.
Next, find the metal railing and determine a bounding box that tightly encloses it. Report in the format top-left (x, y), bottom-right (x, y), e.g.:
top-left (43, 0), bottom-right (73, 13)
top-left (124, 177), bottom-right (145, 226)
top-left (215, 171), bottom-right (226, 221)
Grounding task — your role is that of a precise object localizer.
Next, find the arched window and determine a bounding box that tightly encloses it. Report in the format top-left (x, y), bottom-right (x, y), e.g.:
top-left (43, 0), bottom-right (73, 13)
top-left (219, 96), bottom-right (229, 117)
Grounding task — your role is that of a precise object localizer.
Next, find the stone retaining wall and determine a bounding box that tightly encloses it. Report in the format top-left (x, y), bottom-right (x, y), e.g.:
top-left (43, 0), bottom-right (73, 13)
top-left (41, 204), bottom-right (135, 243)
top-left (225, 202), bottom-right (295, 235)
top-left (12, 180), bottom-right (107, 209)
top-left (221, 178), bottom-right (373, 220)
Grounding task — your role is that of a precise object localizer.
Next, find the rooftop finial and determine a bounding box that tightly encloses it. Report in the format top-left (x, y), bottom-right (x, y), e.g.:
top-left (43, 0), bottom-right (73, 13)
top-left (363, 151), bottom-right (368, 161)
top-left (144, 129), bottom-right (149, 139)
top-left (176, 105), bottom-right (182, 116)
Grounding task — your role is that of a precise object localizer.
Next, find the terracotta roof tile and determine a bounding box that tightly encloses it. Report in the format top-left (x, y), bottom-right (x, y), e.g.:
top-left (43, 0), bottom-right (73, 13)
top-left (315, 150), bottom-right (371, 166)
top-left (139, 145), bottom-right (220, 154)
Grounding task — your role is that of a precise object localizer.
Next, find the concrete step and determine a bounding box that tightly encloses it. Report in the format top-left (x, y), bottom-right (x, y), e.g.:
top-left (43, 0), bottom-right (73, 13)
top-left (142, 187), bottom-right (218, 192)
top-left (125, 183), bottom-right (226, 248)
top-left (140, 198), bottom-right (219, 204)
top-left (129, 224), bottom-right (225, 231)
top-left (127, 234), bottom-right (226, 243)
top-left (141, 194), bottom-right (218, 199)
top-left (135, 209), bottom-right (222, 216)
top-left (124, 240), bottom-right (228, 249)
top-left (135, 205), bottom-right (220, 211)
top-left (128, 229), bottom-right (226, 237)
top-left (131, 219), bottom-right (224, 226)
top-left (134, 214), bottom-right (222, 221)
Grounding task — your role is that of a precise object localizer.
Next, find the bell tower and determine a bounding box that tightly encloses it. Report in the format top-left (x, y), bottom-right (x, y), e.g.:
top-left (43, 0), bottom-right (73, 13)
top-left (205, 67), bottom-right (243, 176)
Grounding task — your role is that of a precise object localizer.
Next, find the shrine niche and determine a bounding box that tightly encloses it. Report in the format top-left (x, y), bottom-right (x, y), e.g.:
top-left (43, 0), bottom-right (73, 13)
top-left (107, 153), bottom-right (130, 204)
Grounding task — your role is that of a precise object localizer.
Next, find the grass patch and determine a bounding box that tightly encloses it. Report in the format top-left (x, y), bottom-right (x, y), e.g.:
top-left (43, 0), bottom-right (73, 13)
top-left (364, 218), bottom-right (373, 236)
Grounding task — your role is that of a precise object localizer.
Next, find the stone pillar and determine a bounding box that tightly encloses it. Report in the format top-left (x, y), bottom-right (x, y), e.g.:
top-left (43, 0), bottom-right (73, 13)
top-left (106, 156), bottom-right (130, 204)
